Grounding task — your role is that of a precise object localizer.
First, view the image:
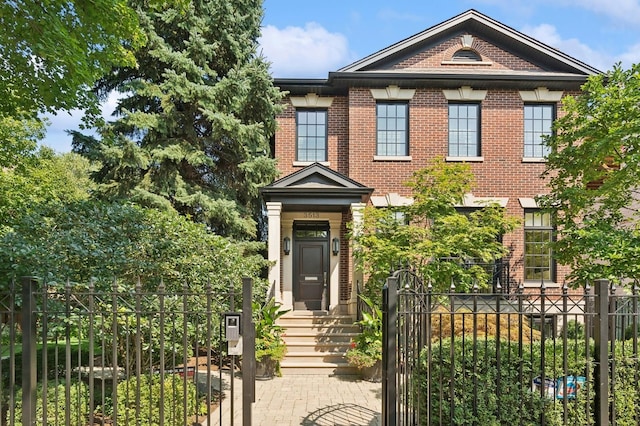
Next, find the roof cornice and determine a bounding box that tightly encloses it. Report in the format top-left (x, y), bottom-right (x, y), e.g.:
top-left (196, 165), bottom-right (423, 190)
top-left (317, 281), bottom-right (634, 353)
top-left (337, 9), bottom-right (601, 76)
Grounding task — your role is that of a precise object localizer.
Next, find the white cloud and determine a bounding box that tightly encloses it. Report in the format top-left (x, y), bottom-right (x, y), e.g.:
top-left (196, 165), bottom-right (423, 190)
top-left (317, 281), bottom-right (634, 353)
top-left (563, 0), bottom-right (640, 25)
top-left (259, 23), bottom-right (354, 78)
top-left (522, 23), bottom-right (615, 71)
top-left (616, 42), bottom-right (640, 68)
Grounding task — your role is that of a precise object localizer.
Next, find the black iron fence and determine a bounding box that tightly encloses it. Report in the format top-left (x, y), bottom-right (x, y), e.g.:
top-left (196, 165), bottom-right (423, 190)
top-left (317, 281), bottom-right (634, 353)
top-left (2, 276), bottom-right (255, 426)
top-left (382, 269), bottom-right (640, 426)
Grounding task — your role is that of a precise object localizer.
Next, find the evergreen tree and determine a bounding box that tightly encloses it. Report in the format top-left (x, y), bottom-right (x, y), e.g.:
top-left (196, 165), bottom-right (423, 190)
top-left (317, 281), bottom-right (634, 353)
top-left (74, 0), bottom-right (283, 240)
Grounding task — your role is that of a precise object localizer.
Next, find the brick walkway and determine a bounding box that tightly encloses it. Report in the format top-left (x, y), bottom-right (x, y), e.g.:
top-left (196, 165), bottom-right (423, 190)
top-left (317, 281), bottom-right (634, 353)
top-left (205, 373), bottom-right (382, 426)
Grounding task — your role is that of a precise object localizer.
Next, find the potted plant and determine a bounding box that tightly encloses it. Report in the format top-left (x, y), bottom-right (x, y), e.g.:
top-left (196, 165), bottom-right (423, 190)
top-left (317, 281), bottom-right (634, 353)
top-left (253, 298), bottom-right (289, 379)
top-left (346, 295), bottom-right (382, 382)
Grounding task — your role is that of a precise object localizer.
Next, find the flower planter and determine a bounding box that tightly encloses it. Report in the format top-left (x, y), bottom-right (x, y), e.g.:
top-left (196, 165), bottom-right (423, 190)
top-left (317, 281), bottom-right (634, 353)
top-left (255, 356), bottom-right (278, 380)
top-left (360, 360), bottom-right (382, 383)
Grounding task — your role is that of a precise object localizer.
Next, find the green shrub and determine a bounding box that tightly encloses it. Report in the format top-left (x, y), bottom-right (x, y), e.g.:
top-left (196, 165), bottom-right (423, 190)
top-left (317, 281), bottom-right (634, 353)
top-left (109, 374), bottom-right (206, 426)
top-left (15, 380), bottom-right (90, 426)
top-left (559, 319), bottom-right (584, 339)
top-left (419, 337), bottom-right (640, 425)
top-left (346, 294), bottom-right (382, 369)
top-left (420, 338), bottom-right (547, 425)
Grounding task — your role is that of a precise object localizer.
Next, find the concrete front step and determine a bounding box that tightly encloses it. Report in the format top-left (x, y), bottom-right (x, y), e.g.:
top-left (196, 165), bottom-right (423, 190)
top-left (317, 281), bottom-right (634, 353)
top-left (283, 341), bottom-right (350, 354)
top-left (282, 332), bottom-right (358, 344)
top-left (278, 312), bottom-right (359, 376)
top-left (283, 351), bottom-right (349, 364)
top-left (280, 323), bottom-right (359, 334)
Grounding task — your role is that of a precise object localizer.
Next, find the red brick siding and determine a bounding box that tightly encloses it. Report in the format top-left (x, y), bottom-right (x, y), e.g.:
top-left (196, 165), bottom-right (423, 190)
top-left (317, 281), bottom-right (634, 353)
top-left (274, 97), bottom-right (349, 178)
top-left (275, 86), bottom-right (576, 286)
top-left (393, 36), bottom-right (542, 72)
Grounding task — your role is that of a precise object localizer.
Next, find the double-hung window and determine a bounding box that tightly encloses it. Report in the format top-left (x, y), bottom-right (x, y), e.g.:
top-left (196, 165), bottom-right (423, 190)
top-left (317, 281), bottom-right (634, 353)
top-left (376, 103), bottom-right (408, 156)
top-left (524, 104), bottom-right (554, 158)
top-left (296, 109), bottom-right (327, 162)
top-left (524, 211), bottom-right (554, 282)
top-left (448, 103), bottom-right (480, 157)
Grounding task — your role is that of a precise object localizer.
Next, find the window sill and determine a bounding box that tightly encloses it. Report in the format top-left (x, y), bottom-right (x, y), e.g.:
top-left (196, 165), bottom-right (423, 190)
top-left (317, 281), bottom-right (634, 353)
top-left (373, 155), bottom-right (412, 162)
top-left (441, 60), bottom-right (493, 66)
top-left (523, 280), bottom-right (559, 288)
top-left (446, 156), bottom-right (484, 162)
top-left (293, 161), bottom-right (330, 167)
top-left (522, 157), bottom-right (547, 163)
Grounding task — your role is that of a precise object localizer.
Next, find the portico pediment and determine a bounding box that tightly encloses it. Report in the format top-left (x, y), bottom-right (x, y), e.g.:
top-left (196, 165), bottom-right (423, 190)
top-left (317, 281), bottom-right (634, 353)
top-left (260, 163), bottom-right (373, 208)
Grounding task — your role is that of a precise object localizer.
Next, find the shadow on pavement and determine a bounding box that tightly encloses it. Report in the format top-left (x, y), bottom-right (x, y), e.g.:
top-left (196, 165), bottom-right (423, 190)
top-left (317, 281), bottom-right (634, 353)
top-left (301, 403), bottom-right (381, 426)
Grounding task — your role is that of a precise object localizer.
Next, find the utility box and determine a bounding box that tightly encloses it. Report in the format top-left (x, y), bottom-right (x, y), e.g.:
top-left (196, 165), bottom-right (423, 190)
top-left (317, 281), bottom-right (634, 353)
top-left (224, 313), bottom-right (243, 356)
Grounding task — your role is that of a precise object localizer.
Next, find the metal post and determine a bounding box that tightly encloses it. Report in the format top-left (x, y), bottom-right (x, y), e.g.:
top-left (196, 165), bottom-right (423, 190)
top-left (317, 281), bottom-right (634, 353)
top-left (242, 277), bottom-right (254, 426)
top-left (594, 279), bottom-right (610, 426)
top-left (21, 277), bottom-right (37, 426)
top-left (383, 276), bottom-right (398, 426)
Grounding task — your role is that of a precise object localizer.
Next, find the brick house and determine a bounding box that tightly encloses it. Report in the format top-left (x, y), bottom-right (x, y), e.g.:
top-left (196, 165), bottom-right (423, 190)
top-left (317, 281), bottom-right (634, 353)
top-left (261, 9), bottom-right (600, 316)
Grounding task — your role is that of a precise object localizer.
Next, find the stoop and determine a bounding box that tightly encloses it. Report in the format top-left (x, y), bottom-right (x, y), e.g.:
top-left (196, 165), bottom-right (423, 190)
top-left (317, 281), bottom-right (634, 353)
top-left (277, 311), bottom-right (360, 375)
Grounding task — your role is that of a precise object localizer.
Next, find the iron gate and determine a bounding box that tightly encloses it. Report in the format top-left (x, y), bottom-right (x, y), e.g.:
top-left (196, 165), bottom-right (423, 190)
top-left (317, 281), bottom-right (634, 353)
top-left (1, 276), bottom-right (256, 426)
top-left (382, 270), bottom-right (640, 426)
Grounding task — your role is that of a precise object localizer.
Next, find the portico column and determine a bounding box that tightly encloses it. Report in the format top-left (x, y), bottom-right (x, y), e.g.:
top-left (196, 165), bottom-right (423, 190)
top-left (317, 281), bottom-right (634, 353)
top-left (266, 202), bottom-right (282, 304)
top-left (350, 203), bottom-right (367, 314)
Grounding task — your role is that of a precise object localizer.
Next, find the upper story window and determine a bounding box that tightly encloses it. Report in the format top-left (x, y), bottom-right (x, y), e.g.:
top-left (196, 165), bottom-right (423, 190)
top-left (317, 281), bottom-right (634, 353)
top-left (524, 210), bottom-right (554, 282)
top-left (296, 109), bottom-right (327, 162)
top-left (448, 103), bottom-right (480, 157)
top-left (376, 103), bottom-right (408, 156)
top-left (524, 104), bottom-right (554, 158)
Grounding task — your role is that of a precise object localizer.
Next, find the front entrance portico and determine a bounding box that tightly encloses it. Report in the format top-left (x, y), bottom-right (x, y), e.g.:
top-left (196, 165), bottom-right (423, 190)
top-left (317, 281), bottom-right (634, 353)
top-left (261, 163), bottom-right (372, 314)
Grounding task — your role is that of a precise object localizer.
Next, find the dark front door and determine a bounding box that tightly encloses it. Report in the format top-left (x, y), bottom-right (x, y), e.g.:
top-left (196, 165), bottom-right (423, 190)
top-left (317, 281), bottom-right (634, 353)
top-left (293, 223), bottom-right (329, 311)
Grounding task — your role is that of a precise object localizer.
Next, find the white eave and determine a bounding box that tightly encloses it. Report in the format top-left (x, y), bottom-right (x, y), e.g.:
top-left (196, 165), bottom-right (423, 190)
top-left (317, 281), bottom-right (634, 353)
top-left (338, 9), bottom-right (601, 76)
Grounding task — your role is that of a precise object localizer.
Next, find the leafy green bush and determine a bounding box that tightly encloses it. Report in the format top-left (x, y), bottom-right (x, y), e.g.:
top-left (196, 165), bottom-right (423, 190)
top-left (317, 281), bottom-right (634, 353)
top-left (15, 381), bottom-right (90, 426)
top-left (559, 319), bottom-right (585, 339)
top-left (254, 298), bottom-right (289, 363)
top-left (346, 294), bottom-right (382, 369)
top-left (109, 374), bottom-right (206, 426)
top-left (420, 338), bottom-right (547, 425)
top-left (419, 337), bottom-right (640, 425)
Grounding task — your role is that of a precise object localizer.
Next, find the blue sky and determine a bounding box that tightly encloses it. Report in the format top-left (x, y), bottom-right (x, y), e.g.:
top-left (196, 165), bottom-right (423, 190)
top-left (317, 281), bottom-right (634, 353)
top-left (41, 0), bottom-right (640, 153)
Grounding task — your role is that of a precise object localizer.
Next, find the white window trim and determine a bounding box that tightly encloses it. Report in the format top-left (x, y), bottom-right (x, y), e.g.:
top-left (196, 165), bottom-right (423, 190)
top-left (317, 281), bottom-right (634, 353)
top-left (290, 93), bottom-right (334, 108)
top-left (519, 88), bottom-right (563, 102)
top-left (370, 192), bottom-right (413, 207)
top-left (292, 161), bottom-right (330, 167)
top-left (522, 157), bottom-right (547, 163)
top-left (446, 156), bottom-right (484, 163)
top-left (370, 85), bottom-right (415, 100)
top-left (441, 60), bottom-right (493, 66)
top-left (442, 86), bottom-right (487, 101)
top-left (373, 155), bottom-right (412, 162)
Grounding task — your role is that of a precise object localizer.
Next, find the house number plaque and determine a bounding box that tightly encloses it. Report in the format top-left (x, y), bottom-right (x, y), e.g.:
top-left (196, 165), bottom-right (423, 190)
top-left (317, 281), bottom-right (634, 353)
top-left (303, 212), bottom-right (320, 219)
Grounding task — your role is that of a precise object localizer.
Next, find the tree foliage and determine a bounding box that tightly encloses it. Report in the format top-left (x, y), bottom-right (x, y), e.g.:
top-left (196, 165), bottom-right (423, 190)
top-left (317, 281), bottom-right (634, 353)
top-left (352, 159), bottom-right (519, 292)
top-left (539, 63), bottom-right (640, 285)
top-left (0, 0), bottom-right (146, 118)
top-left (0, 200), bottom-right (270, 293)
top-left (73, 0), bottom-right (283, 240)
top-left (0, 115), bottom-right (44, 168)
top-left (0, 148), bottom-right (94, 233)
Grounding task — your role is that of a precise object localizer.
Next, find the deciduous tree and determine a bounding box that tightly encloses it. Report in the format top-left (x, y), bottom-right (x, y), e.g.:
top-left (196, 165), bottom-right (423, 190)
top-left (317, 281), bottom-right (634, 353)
top-left (0, 0), bottom-right (145, 118)
top-left (539, 63), bottom-right (640, 285)
top-left (352, 159), bottom-right (518, 293)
